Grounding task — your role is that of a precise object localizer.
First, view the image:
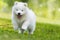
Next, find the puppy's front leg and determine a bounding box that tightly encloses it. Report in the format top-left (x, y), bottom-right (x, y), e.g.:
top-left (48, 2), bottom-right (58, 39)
top-left (12, 21), bottom-right (18, 30)
top-left (21, 20), bottom-right (30, 33)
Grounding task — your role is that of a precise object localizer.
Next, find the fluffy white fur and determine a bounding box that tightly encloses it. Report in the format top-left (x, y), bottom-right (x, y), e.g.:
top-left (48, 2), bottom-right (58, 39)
top-left (12, 1), bottom-right (36, 34)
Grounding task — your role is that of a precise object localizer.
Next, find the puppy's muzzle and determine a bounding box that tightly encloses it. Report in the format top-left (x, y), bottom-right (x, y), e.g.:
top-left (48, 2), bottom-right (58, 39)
top-left (18, 13), bottom-right (21, 15)
top-left (17, 13), bottom-right (22, 19)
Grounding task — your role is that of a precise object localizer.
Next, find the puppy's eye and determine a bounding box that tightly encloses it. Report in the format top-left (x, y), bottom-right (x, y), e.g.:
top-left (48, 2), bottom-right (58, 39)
top-left (21, 10), bottom-right (23, 11)
top-left (16, 9), bottom-right (18, 11)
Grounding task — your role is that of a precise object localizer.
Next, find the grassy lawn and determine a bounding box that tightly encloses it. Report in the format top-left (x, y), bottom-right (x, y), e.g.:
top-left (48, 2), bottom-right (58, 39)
top-left (0, 18), bottom-right (60, 40)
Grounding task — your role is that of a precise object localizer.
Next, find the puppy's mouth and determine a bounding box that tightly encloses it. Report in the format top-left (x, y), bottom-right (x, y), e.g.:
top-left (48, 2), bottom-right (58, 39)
top-left (17, 15), bottom-right (22, 19)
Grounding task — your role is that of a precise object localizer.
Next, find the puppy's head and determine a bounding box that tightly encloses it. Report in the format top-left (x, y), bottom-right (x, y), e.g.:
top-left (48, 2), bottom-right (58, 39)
top-left (12, 1), bottom-right (28, 18)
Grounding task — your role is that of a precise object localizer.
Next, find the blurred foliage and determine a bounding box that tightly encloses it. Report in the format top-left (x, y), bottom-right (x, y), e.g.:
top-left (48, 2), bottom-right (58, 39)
top-left (0, 0), bottom-right (60, 19)
top-left (3, 0), bottom-right (28, 7)
top-left (0, 1), bottom-right (7, 9)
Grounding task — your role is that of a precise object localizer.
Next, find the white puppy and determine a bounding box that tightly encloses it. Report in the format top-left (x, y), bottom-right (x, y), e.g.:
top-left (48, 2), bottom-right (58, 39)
top-left (12, 1), bottom-right (36, 34)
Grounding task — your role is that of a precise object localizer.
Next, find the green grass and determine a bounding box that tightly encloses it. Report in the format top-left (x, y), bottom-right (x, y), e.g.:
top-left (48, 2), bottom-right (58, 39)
top-left (0, 18), bottom-right (60, 40)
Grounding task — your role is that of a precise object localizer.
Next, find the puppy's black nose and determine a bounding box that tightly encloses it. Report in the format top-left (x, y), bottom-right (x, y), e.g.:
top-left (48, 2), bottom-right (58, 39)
top-left (18, 13), bottom-right (20, 15)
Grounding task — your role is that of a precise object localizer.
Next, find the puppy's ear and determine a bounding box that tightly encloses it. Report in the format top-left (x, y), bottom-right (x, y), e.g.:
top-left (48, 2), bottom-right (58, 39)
top-left (24, 3), bottom-right (28, 7)
top-left (14, 1), bottom-right (18, 5)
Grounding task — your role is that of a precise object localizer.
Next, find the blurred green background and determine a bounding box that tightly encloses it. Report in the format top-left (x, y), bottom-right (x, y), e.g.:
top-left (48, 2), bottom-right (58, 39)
top-left (0, 0), bottom-right (60, 40)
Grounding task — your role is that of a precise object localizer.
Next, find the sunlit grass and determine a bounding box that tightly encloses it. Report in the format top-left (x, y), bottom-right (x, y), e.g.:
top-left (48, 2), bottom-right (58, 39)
top-left (37, 17), bottom-right (60, 25)
top-left (0, 18), bottom-right (60, 40)
top-left (0, 12), bottom-right (11, 19)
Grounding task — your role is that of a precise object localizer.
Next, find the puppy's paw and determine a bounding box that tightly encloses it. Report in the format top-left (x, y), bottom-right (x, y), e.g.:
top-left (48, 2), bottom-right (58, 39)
top-left (29, 32), bottom-right (33, 34)
top-left (21, 29), bottom-right (25, 34)
top-left (28, 29), bottom-right (34, 34)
